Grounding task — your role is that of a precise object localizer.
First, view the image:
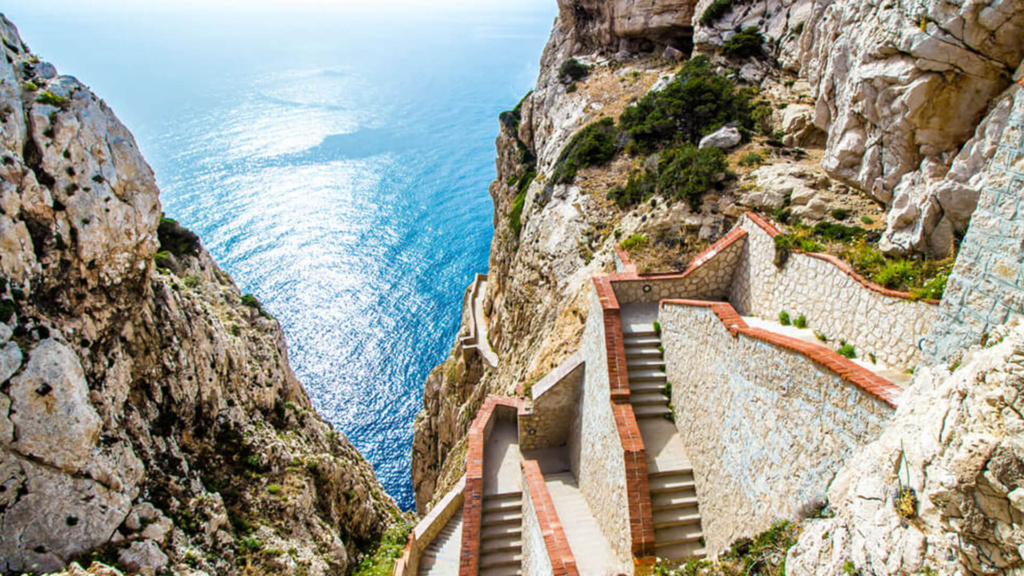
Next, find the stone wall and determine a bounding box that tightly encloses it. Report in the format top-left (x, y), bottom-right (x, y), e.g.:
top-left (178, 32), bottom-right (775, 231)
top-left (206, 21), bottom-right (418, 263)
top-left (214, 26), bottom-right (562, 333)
top-left (660, 301), bottom-right (894, 555)
top-left (567, 289), bottom-right (632, 560)
top-left (394, 477), bottom-right (466, 576)
top-left (928, 90), bottom-right (1024, 363)
top-left (519, 353), bottom-right (583, 451)
top-left (730, 215), bottom-right (936, 369)
top-left (611, 229), bottom-right (746, 304)
top-left (520, 460), bottom-right (578, 576)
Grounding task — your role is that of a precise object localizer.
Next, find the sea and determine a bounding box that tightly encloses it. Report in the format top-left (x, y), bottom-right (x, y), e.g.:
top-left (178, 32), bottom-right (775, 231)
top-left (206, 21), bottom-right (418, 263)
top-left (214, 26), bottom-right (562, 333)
top-left (5, 0), bottom-right (556, 510)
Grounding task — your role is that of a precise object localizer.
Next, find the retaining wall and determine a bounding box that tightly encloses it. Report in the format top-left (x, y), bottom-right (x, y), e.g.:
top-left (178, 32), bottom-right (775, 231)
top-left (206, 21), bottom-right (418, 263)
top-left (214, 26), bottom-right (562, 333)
top-left (518, 353), bottom-right (584, 451)
top-left (659, 300), bottom-right (895, 554)
top-left (520, 461), bottom-right (578, 576)
top-left (730, 214), bottom-right (936, 369)
top-left (394, 477), bottom-right (466, 576)
top-left (929, 89), bottom-right (1024, 362)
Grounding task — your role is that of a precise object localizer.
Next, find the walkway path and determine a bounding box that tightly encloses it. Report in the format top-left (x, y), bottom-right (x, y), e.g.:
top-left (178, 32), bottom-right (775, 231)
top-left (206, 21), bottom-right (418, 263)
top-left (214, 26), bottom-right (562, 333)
top-left (474, 276), bottom-right (499, 368)
top-left (544, 472), bottom-right (624, 575)
top-left (418, 510), bottom-right (463, 576)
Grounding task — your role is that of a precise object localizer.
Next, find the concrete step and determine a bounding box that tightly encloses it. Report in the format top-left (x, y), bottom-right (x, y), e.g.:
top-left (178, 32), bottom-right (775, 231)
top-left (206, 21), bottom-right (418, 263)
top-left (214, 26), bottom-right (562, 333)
top-left (625, 345), bottom-right (662, 358)
top-left (481, 537), bottom-right (522, 554)
top-left (649, 474), bottom-right (696, 494)
top-left (652, 491), bottom-right (699, 510)
top-left (480, 567), bottom-right (522, 576)
top-left (629, 391), bottom-right (670, 407)
top-left (626, 357), bottom-right (666, 370)
top-left (630, 381), bottom-right (669, 394)
top-left (479, 550), bottom-right (522, 569)
top-left (633, 404), bottom-right (672, 419)
top-left (622, 326), bottom-right (657, 337)
top-left (655, 524), bottom-right (703, 546)
top-left (481, 524), bottom-right (521, 541)
top-left (654, 510), bottom-right (702, 529)
top-left (627, 368), bottom-right (667, 382)
top-left (654, 541), bottom-right (706, 562)
top-left (483, 497), bottom-right (522, 513)
top-left (485, 491), bottom-right (523, 502)
top-left (624, 334), bottom-right (661, 347)
top-left (482, 510), bottom-right (522, 527)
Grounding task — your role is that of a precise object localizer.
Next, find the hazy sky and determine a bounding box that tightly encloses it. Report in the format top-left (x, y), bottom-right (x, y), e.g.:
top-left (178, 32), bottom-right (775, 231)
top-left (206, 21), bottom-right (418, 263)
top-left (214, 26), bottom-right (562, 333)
top-left (4, 0), bottom-right (555, 16)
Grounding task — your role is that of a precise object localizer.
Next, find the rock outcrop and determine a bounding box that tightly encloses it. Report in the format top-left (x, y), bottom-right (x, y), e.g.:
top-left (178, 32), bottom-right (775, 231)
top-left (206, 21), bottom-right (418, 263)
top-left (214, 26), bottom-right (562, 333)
top-left (787, 321), bottom-right (1024, 574)
top-left (0, 15), bottom-right (397, 575)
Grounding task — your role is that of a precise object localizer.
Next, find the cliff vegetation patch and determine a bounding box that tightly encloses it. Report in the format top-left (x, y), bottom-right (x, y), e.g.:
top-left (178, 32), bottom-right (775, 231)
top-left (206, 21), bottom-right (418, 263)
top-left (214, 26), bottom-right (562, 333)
top-left (646, 520), bottom-right (799, 575)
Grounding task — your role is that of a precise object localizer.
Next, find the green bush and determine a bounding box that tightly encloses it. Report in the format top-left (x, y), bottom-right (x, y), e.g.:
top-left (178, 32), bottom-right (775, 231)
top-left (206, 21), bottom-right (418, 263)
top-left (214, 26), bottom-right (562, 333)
top-left (911, 269), bottom-right (948, 301)
top-left (0, 299), bottom-right (15, 323)
top-left (794, 314), bottom-right (807, 329)
top-left (184, 275), bottom-right (200, 288)
top-left (700, 0), bottom-right (744, 25)
top-left (874, 260), bottom-right (918, 289)
top-left (608, 169), bottom-right (657, 208)
top-left (36, 91), bottom-right (68, 108)
top-left (618, 56), bottom-right (769, 152)
top-left (508, 170), bottom-right (536, 236)
top-left (738, 151), bottom-right (766, 167)
top-left (158, 216), bottom-right (201, 259)
top-left (154, 251), bottom-right (172, 270)
top-left (620, 233), bottom-right (648, 251)
top-left (566, 82), bottom-right (578, 93)
top-left (498, 90), bottom-right (532, 133)
top-left (861, 215), bottom-right (874, 225)
top-left (720, 27), bottom-right (766, 59)
top-left (551, 118), bottom-right (618, 184)
top-left (838, 342), bottom-right (857, 359)
top-left (831, 208), bottom-right (850, 220)
top-left (353, 520), bottom-right (413, 576)
top-left (653, 321), bottom-right (662, 336)
top-left (778, 310), bottom-right (791, 326)
top-left (559, 58), bottom-right (591, 82)
top-left (266, 484), bottom-right (282, 495)
top-left (656, 144), bottom-right (728, 211)
top-left (22, 80), bottom-right (38, 92)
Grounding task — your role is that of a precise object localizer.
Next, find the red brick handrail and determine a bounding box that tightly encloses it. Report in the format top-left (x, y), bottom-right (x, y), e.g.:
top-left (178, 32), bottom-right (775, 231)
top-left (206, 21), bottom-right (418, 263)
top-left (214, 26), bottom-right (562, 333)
top-left (593, 274), bottom-right (656, 556)
top-left (743, 212), bottom-right (939, 305)
top-left (660, 299), bottom-right (902, 407)
top-left (521, 460), bottom-right (580, 576)
top-left (459, 395), bottom-right (519, 576)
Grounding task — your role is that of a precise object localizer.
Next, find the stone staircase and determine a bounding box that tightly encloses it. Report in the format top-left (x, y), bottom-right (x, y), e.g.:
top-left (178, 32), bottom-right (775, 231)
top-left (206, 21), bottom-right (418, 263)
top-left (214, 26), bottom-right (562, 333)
top-left (650, 468), bottom-right (706, 560)
top-left (625, 322), bottom-right (707, 561)
top-left (624, 325), bottom-right (671, 419)
top-left (479, 492), bottom-right (522, 576)
top-left (418, 510), bottom-right (463, 575)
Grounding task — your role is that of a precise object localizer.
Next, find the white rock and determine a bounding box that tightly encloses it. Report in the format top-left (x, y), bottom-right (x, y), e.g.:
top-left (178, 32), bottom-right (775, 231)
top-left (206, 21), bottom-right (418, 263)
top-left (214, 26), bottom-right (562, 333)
top-left (699, 126), bottom-right (742, 150)
top-left (117, 541), bottom-right (168, 576)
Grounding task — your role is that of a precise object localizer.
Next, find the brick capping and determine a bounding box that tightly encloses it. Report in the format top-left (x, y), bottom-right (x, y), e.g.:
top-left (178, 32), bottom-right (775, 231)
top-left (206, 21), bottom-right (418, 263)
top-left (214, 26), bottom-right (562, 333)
top-left (660, 299), bottom-right (902, 408)
top-left (521, 460), bottom-right (580, 576)
top-left (742, 212), bottom-right (939, 305)
top-left (613, 228), bottom-right (748, 282)
top-left (459, 395), bottom-right (519, 576)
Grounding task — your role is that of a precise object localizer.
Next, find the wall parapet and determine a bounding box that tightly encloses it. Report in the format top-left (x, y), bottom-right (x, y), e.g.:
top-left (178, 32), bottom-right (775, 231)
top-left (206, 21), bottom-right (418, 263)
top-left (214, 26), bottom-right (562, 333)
top-left (394, 476), bottom-right (466, 576)
top-left (520, 460), bottom-right (579, 576)
top-left (459, 395), bottom-right (519, 576)
top-left (661, 299), bottom-right (902, 407)
top-left (518, 353), bottom-right (584, 451)
top-left (460, 273), bottom-right (499, 368)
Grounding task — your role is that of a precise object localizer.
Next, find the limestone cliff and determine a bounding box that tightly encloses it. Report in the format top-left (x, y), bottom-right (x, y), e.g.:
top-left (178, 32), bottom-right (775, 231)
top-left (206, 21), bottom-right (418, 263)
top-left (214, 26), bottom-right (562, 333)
top-left (0, 15), bottom-right (397, 576)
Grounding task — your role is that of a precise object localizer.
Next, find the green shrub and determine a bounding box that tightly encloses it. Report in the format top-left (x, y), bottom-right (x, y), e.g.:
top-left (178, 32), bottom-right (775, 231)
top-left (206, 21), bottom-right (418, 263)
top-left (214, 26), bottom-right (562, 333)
top-left (184, 275), bottom-right (200, 288)
top-left (815, 331), bottom-right (828, 342)
top-left (620, 233), bottom-right (648, 251)
top-left (831, 208), bottom-right (850, 220)
top-left (551, 117), bottom-right (618, 184)
top-left (794, 314), bottom-right (807, 329)
top-left (778, 310), bottom-right (791, 326)
top-left (0, 299), bottom-right (15, 323)
top-left (911, 269), bottom-right (948, 301)
top-left (874, 260), bottom-right (918, 289)
top-left (607, 169), bottom-right (657, 208)
top-left (653, 321), bottom-right (662, 336)
top-left (266, 484), bottom-right (282, 495)
top-left (656, 144), bottom-right (729, 211)
top-left (566, 82), bottom-right (578, 93)
top-left (559, 58), bottom-right (590, 82)
top-left (353, 520), bottom-right (414, 576)
top-left (618, 56), bottom-right (768, 151)
top-left (154, 251), bottom-right (172, 270)
top-left (720, 27), bottom-right (766, 59)
top-left (22, 80), bottom-right (38, 92)
top-left (36, 91), bottom-right (68, 108)
top-left (811, 221), bottom-right (867, 243)
top-left (861, 215), bottom-right (874, 225)
top-left (158, 216), bottom-right (201, 259)
top-left (241, 294), bottom-right (270, 318)
top-left (498, 90), bottom-right (532, 133)
top-left (838, 342), bottom-right (857, 359)
top-left (508, 170), bottom-right (536, 236)
top-left (700, 0), bottom-right (744, 25)
top-left (738, 151), bottom-right (766, 167)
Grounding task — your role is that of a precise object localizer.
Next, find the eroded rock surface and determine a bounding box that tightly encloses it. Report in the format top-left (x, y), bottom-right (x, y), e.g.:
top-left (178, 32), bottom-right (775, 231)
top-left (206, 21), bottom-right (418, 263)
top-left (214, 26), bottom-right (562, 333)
top-left (0, 15), bottom-right (397, 575)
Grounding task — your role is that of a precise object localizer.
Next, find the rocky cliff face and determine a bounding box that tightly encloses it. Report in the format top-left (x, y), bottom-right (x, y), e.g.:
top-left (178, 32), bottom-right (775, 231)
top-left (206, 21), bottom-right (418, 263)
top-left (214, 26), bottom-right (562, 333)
top-left (0, 16), bottom-right (397, 576)
top-left (694, 0), bottom-right (1024, 257)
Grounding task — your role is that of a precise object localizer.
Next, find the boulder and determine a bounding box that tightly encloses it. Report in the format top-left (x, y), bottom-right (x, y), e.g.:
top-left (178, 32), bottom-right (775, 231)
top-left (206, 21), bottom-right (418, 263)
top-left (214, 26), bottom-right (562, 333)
top-left (699, 126), bottom-right (742, 150)
top-left (117, 541), bottom-right (168, 576)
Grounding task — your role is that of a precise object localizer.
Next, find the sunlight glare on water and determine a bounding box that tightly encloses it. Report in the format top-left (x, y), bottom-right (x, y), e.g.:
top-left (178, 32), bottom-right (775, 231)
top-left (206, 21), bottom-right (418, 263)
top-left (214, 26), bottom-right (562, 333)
top-left (5, 0), bottom-right (555, 509)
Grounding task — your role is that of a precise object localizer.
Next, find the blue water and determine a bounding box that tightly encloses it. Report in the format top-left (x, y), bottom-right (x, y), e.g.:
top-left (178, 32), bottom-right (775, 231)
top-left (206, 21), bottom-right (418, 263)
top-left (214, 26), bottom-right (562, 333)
top-left (5, 0), bottom-right (555, 509)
